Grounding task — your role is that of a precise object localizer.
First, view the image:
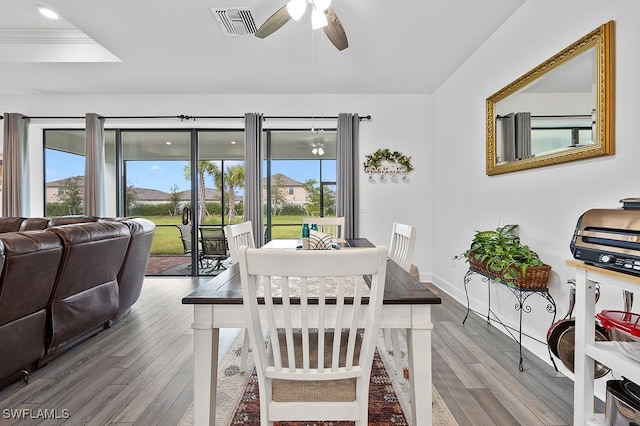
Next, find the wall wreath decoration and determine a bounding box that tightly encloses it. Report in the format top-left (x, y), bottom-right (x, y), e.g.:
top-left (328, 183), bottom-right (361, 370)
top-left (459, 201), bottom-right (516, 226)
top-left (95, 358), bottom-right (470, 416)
top-left (363, 148), bottom-right (414, 180)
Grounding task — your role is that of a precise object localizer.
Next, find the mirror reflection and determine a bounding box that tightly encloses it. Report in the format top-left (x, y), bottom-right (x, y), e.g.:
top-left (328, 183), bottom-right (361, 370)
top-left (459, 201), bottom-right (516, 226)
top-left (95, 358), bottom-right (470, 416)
top-left (486, 21), bottom-right (614, 175)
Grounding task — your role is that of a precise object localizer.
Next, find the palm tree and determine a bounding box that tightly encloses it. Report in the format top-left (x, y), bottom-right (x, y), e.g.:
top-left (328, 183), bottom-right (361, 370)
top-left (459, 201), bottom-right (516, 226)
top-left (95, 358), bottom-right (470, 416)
top-left (184, 161), bottom-right (220, 223)
top-left (224, 164), bottom-right (245, 223)
top-left (212, 163), bottom-right (245, 223)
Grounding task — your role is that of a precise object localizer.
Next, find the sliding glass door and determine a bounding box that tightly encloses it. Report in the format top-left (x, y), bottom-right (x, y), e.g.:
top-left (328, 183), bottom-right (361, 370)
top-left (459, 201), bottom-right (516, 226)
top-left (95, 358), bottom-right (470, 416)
top-left (122, 130), bottom-right (194, 275)
top-left (121, 129), bottom-right (245, 276)
top-left (196, 131), bottom-right (245, 275)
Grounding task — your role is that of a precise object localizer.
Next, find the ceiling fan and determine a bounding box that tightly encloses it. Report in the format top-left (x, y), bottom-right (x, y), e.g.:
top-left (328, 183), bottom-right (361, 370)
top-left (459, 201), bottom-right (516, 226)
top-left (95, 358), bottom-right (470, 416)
top-left (255, 0), bottom-right (349, 51)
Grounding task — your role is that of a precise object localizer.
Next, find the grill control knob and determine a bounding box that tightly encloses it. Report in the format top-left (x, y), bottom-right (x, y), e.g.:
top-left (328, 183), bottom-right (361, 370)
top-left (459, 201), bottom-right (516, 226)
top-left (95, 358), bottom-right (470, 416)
top-left (600, 254), bottom-right (615, 263)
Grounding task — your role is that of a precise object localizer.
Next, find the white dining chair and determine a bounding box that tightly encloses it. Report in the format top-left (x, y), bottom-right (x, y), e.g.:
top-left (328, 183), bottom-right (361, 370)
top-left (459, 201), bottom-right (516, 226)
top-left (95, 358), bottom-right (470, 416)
top-left (238, 245), bottom-right (388, 425)
top-left (385, 222), bottom-right (417, 378)
top-left (225, 221), bottom-right (256, 372)
top-left (226, 221), bottom-right (255, 263)
top-left (302, 216), bottom-right (345, 242)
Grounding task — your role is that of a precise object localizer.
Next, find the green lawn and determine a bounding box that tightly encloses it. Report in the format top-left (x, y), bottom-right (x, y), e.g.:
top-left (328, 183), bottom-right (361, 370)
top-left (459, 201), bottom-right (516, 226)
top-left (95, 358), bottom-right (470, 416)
top-left (145, 215), bottom-right (310, 255)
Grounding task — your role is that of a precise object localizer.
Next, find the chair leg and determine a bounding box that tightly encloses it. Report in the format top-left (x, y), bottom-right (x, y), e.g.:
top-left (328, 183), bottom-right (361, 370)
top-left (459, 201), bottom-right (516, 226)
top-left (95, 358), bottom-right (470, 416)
top-left (239, 330), bottom-right (250, 372)
top-left (383, 328), bottom-right (392, 351)
top-left (383, 328), bottom-right (404, 379)
top-left (390, 329), bottom-right (404, 379)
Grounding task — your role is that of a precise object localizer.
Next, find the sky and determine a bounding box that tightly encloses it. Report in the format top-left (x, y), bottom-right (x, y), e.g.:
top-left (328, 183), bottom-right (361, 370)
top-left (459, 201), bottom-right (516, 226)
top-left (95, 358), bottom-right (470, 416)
top-left (46, 151), bottom-right (336, 194)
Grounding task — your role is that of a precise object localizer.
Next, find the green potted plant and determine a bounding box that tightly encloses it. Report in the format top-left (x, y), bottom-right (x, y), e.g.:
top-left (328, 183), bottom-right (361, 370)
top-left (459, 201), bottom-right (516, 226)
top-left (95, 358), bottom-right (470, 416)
top-left (454, 224), bottom-right (551, 289)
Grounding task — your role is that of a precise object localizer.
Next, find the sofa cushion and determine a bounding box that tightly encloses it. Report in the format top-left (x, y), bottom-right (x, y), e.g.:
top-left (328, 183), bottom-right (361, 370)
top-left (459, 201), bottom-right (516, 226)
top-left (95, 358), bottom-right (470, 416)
top-left (19, 217), bottom-right (50, 231)
top-left (0, 217), bottom-right (25, 233)
top-left (49, 221), bottom-right (130, 299)
top-left (48, 282), bottom-right (119, 352)
top-left (0, 230), bottom-right (63, 326)
top-left (46, 221), bottom-right (131, 354)
top-left (47, 215), bottom-right (99, 227)
top-left (0, 311), bottom-right (47, 387)
top-left (108, 218), bottom-right (156, 315)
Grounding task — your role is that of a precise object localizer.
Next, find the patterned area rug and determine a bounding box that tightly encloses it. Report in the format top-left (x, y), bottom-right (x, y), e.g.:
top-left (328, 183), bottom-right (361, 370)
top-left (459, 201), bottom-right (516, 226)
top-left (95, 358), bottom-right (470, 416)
top-left (180, 332), bottom-right (458, 425)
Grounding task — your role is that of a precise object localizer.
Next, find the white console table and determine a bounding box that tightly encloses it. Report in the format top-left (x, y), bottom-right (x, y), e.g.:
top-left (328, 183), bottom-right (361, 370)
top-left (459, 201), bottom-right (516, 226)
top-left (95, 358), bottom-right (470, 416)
top-left (568, 259), bottom-right (640, 425)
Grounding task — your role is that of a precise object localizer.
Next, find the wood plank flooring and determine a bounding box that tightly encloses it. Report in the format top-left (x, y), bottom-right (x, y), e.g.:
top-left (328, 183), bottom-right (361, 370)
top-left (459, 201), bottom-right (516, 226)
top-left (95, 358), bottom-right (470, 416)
top-left (0, 278), bottom-right (599, 425)
top-left (425, 283), bottom-right (603, 425)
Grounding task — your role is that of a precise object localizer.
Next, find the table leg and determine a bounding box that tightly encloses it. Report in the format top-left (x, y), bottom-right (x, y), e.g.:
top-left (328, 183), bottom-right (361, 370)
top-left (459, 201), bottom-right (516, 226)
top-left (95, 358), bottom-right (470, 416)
top-left (407, 305), bottom-right (433, 426)
top-left (192, 305), bottom-right (220, 426)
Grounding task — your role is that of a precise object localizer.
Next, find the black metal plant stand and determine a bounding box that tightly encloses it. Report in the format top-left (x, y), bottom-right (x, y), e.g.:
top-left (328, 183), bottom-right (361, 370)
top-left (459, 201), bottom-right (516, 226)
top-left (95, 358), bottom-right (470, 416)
top-left (463, 268), bottom-right (557, 372)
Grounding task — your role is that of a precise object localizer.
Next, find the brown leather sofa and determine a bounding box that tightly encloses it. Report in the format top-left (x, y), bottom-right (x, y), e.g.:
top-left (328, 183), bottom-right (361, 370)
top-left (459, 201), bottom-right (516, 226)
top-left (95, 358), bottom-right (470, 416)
top-left (0, 216), bottom-right (155, 388)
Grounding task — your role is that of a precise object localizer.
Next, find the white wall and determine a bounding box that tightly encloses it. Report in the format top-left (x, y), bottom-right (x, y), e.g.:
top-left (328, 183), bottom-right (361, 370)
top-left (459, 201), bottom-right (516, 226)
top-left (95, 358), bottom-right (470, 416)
top-left (1, 93), bottom-right (434, 274)
top-left (432, 0), bottom-right (640, 395)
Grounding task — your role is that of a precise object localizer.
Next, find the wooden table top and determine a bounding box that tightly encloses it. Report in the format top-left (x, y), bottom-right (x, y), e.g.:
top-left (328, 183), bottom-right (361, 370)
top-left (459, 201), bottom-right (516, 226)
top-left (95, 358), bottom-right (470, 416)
top-left (182, 238), bottom-right (441, 306)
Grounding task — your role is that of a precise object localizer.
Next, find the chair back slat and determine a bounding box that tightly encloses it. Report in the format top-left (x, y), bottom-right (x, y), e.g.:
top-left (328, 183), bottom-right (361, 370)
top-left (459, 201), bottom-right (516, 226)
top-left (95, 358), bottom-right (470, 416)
top-left (280, 276), bottom-right (296, 372)
top-left (300, 276), bottom-right (310, 372)
top-left (262, 273), bottom-right (282, 370)
top-left (388, 222), bottom-right (416, 272)
top-left (317, 280), bottom-right (326, 372)
top-left (346, 275), bottom-right (364, 370)
top-left (332, 275), bottom-right (346, 372)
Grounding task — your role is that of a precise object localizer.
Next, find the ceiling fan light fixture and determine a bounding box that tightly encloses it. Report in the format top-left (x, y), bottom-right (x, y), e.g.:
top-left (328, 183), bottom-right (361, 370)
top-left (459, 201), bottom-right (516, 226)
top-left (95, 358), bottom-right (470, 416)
top-left (311, 141), bottom-right (325, 156)
top-left (314, 0), bottom-right (332, 11)
top-left (311, 7), bottom-right (328, 29)
top-left (286, 0), bottom-right (307, 21)
top-left (255, 0), bottom-right (348, 50)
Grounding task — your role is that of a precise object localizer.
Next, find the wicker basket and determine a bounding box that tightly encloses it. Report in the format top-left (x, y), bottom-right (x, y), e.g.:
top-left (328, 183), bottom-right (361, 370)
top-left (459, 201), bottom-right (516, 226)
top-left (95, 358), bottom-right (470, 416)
top-left (468, 253), bottom-right (492, 276)
top-left (508, 264), bottom-right (551, 289)
top-left (468, 253), bottom-right (551, 289)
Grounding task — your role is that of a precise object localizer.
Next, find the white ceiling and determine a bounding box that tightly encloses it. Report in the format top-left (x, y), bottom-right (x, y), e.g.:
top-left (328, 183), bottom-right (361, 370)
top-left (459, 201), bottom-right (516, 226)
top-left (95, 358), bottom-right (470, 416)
top-left (0, 0), bottom-right (526, 96)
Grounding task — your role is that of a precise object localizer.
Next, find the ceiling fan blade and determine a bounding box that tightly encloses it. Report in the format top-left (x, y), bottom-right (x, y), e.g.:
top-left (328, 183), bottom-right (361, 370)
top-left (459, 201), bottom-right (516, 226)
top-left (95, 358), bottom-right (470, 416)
top-left (323, 7), bottom-right (349, 51)
top-left (255, 5), bottom-right (291, 39)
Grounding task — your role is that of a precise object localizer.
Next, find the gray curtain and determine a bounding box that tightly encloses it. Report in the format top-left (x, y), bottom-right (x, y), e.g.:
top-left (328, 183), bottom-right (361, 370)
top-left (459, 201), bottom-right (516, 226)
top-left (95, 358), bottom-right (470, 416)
top-left (2, 113), bottom-right (30, 217)
top-left (336, 113), bottom-right (359, 239)
top-left (500, 113), bottom-right (516, 163)
top-left (84, 113), bottom-right (106, 216)
top-left (515, 112), bottom-right (532, 159)
top-left (244, 113), bottom-right (264, 247)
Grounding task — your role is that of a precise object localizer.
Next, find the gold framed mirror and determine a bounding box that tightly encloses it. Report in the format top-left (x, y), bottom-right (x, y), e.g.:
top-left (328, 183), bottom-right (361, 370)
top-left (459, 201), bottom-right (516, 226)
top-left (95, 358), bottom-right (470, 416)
top-left (486, 20), bottom-right (615, 175)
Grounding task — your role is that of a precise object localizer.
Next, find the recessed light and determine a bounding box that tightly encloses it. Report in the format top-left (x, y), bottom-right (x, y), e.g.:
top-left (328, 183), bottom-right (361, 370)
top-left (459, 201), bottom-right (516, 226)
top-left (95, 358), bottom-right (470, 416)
top-left (230, 140), bottom-right (236, 144)
top-left (165, 141), bottom-right (172, 145)
top-left (37, 5), bottom-right (59, 20)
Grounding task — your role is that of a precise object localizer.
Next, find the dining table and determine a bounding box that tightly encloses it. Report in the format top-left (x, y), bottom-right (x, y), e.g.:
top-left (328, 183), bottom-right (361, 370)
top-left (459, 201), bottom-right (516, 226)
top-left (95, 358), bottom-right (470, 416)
top-left (182, 238), bottom-right (442, 425)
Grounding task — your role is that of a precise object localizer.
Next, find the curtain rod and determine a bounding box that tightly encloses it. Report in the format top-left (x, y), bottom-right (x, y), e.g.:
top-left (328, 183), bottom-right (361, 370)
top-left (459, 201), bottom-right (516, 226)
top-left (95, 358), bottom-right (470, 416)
top-left (3, 114), bottom-right (372, 121)
top-left (496, 114), bottom-right (591, 119)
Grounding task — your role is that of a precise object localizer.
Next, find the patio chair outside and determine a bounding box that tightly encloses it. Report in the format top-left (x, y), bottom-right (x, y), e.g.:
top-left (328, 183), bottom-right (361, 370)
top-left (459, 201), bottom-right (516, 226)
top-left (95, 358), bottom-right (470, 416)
top-left (176, 224), bottom-right (192, 255)
top-left (199, 226), bottom-right (228, 271)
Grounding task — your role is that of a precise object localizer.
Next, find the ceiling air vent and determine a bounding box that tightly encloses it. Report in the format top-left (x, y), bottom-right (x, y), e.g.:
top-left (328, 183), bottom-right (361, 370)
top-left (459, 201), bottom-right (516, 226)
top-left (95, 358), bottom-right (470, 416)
top-left (211, 8), bottom-right (257, 36)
